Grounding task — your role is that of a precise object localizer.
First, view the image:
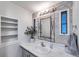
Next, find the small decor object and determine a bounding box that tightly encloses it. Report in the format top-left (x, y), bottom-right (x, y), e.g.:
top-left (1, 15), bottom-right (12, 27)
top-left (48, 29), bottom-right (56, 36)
top-left (24, 26), bottom-right (37, 39)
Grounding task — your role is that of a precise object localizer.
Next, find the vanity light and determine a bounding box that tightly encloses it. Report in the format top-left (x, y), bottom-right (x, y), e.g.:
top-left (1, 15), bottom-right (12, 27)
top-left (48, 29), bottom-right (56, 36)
top-left (53, 7), bottom-right (56, 11)
top-left (39, 7), bottom-right (57, 16)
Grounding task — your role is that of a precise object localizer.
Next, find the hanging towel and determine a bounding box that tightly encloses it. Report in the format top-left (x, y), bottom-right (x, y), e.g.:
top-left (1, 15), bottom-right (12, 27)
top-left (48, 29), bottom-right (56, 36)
top-left (67, 33), bottom-right (79, 56)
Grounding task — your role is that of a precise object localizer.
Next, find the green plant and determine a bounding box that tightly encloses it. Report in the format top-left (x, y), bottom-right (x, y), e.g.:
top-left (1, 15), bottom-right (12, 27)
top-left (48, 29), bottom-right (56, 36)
top-left (24, 26), bottom-right (37, 39)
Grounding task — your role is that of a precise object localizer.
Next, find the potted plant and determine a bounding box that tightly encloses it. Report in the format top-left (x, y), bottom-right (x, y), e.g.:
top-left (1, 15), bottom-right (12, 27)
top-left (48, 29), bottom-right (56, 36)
top-left (24, 26), bottom-right (37, 42)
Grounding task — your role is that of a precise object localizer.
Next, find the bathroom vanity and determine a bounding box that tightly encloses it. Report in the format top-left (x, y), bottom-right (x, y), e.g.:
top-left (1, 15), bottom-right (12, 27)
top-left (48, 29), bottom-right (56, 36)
top-left (20, 39), bottom-right (74, 57)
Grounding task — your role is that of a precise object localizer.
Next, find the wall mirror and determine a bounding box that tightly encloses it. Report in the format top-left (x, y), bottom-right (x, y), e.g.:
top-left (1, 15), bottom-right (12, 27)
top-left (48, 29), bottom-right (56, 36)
top-left (34, 16), bottom-right (53, 42)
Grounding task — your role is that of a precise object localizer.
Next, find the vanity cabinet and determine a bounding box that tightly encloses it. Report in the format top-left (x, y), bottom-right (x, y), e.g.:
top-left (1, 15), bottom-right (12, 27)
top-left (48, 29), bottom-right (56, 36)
top-left (21, 47), bottom-right (37, 57)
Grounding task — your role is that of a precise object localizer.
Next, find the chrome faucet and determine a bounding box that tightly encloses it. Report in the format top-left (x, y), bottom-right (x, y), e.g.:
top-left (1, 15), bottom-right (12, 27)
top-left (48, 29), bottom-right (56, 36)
top-left (41, 42), bottom-right (45, 47)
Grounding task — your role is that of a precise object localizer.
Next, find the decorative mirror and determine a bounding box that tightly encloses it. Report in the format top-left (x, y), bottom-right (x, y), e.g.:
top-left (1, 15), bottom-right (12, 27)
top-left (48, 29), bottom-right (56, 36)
top-left (33, 16), bottom-right (53, 42)
top-left (40, 17), bottom-right (52, 38)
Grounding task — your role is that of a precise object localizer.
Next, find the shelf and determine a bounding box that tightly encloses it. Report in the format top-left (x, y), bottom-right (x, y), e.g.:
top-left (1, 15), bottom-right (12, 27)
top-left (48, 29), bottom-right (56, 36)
top-left (1, 35), bottom-right (18, 43)
top-left (1, 16), bottom-right (18, 22)
top-left (1, 31), bottom-right (18, 35)
top-left (1, 35), bottom-right (17, 38)
top-left (1, 37), bottom-right (18, 43)
top-left (1, 21), bottom-right (17, 24)
top-left (1, 28), bottom-right (18, 31)
top-left (1, 34), bottom-right (17, 37)
top-left (1, 26), bottom-right (17, 29)
top-left (0, 16), bottom-right (18, 43)
top-left (1, 21), bottom-right (18, 25)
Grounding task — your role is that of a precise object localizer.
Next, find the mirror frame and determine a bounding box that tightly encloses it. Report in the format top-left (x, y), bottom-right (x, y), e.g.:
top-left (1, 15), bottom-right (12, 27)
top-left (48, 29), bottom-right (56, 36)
top-left (40, 16), bottom-right (53, 41)
top-left (33, 16), bottom-right (53, 42)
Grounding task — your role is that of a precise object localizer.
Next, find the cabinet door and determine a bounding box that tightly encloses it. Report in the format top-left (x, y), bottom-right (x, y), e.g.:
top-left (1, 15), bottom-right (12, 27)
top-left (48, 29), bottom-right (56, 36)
top-left (22, 48), bottom-right (28, 57)
top-left (30, 54), bottom-right (35, 57)
top-left (21, 47), bottom-right (36, 57)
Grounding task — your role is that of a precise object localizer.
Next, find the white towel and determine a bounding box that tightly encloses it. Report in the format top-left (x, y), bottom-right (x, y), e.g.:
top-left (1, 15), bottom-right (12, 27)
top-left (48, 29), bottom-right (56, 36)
top-left (67, 33), bottom-right (79, 56)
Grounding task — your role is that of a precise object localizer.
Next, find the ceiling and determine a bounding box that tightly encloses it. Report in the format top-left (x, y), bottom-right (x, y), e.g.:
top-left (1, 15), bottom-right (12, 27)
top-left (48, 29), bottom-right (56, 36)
top-left (11, 1), bottom-right (60, 13)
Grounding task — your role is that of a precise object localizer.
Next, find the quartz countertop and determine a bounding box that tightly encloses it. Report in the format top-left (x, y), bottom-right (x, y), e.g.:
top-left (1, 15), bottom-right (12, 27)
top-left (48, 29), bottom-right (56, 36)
top-left (19, 39), bottom-right (74, 57)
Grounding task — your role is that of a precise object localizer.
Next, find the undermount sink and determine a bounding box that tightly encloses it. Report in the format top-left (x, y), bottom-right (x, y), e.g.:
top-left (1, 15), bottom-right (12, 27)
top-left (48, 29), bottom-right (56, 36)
top-left (35, 46), bottom-right (50, 54)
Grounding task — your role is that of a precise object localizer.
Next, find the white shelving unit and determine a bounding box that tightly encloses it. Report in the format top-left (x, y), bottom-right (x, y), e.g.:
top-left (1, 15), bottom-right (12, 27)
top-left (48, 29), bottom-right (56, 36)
top-left (0, 16), bottom-right (18, 43)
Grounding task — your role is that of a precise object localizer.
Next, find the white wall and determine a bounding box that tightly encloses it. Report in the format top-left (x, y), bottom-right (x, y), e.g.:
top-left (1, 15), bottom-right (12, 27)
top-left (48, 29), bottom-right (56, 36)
top-left (0, 43), bottom-right (22, 57)
top-left (55, 11), bottom-right (70, 44)
top-left (73, 1), bottom-right (79, 47)
top-left (0, 1), bottom-right (32, 57)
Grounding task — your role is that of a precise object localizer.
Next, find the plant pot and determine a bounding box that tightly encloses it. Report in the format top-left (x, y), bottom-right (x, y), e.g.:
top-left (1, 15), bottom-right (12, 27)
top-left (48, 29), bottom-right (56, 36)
top-left (29, 38), bottom-right (35, 43)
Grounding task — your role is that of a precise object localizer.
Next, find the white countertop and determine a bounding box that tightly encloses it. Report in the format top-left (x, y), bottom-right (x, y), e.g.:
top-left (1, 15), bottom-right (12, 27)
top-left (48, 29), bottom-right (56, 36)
top-left (19, 39), bottom-right (74, 57)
